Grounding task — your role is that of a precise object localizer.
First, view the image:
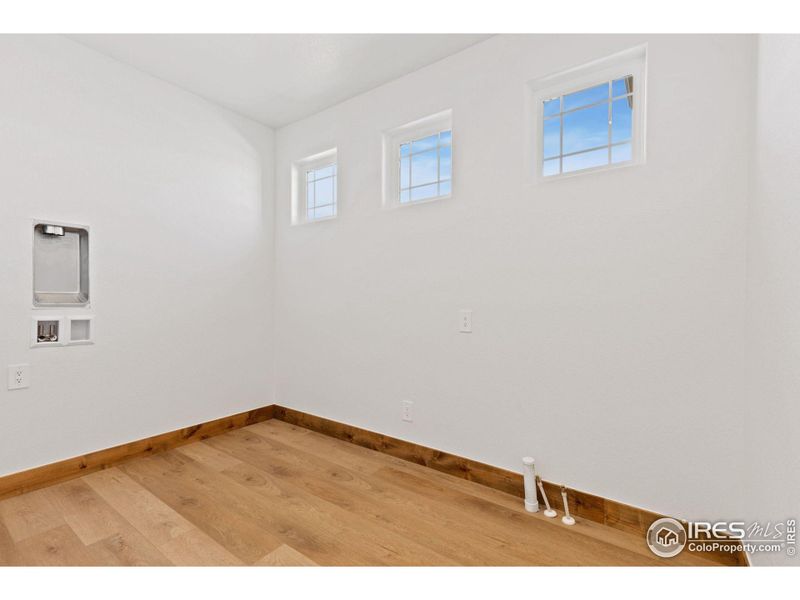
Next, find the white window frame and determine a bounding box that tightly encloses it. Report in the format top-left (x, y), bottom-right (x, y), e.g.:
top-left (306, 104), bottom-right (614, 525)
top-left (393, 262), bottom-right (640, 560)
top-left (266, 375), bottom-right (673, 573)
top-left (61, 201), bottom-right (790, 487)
top-left (526, 45), bottom-right (647, 182)
top-left (291, 148), bottom-right (338, 225)
top-left (382, 109), bottom-right (453, 208)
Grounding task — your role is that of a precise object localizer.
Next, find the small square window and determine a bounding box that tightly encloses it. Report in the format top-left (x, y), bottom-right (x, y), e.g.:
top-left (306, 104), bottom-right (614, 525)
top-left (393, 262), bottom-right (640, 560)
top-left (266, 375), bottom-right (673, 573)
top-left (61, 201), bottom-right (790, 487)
top-left (291, 148), bottom-right (338, 225)
top-left (527, 45), bottom-right (646, 181)
top-left (398, 130), bottom-right (451, 204)
top-left (305, 163), bottom-right (337, 221)
top-left (542, 76), bottom-right (634, 177)
top-left (383, 110), bottom-right (452, 208)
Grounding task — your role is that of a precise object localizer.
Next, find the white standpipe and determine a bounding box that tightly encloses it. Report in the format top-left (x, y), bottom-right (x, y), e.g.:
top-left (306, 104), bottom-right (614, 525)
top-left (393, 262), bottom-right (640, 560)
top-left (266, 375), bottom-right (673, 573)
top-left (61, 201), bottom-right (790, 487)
top-left (560, 485), bottom-right (575, 525)
top-left (536, 475), bottom-right (557, 518)
top-left (522, 457), bottom-right (539, 513)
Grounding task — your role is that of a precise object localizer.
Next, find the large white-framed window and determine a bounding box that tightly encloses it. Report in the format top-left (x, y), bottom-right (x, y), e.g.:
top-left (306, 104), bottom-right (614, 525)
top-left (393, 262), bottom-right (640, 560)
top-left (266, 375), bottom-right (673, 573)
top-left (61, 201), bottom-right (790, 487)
top-left (383, 110), bottom-right (452, 208)
top-left (526, 46), bottom-right (646, 181)
top-left (291, 148), bottom-right (338, 225)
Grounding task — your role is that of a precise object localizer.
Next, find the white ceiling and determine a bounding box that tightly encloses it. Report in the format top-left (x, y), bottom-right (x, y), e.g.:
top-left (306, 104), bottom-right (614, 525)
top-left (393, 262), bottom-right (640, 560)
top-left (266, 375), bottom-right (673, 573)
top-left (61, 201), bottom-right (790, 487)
top-left (69, 34), bottom-right (491, 128)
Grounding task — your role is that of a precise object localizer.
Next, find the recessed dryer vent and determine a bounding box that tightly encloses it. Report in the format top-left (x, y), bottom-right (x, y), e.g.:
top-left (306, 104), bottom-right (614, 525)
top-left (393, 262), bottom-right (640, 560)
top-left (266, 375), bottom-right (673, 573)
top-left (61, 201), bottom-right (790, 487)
top-left (33, 222), bottom-right (89, 307)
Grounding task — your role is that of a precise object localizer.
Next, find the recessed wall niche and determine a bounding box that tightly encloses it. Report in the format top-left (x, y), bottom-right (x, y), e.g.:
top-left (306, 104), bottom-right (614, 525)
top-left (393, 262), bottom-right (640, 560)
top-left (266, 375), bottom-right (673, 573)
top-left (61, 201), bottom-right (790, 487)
top-left (33, 222), bottom-right (89, 307)
top-left (68, 316), bottom-right (93, 345)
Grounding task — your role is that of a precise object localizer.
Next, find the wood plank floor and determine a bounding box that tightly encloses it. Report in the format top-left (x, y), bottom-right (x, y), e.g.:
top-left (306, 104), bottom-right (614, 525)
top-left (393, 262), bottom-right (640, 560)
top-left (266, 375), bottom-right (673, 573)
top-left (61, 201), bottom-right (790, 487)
top-left (0, 420), bottom-right (719, 566)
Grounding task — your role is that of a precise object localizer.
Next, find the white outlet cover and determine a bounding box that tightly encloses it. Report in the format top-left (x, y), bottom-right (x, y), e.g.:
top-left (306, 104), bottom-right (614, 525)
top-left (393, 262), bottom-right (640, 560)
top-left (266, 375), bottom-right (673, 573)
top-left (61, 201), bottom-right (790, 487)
top-left (459, 309), bottom-right (473, 333)
top-left (7, 364), bottom-right (30, 390)
top-left (402, 400), bottom-right (413, 422)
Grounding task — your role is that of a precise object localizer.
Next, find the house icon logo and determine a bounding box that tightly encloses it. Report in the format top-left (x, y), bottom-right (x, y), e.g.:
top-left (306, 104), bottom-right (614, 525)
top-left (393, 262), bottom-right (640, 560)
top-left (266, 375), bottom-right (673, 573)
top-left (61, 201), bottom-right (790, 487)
top-left (657, 527), bottom-right (679, 546)
top-left (646, 518), bottom-right (687, 558)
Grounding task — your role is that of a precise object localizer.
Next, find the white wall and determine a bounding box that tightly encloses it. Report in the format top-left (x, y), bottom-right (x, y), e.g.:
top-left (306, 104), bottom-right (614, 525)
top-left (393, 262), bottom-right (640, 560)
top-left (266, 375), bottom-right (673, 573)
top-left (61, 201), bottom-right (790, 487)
top-left (745, 34), bottom-right (800, 567)
top-left (0, 36), bottom-right (275, 476)
top-left (274, 34), bottom-right (756, 521)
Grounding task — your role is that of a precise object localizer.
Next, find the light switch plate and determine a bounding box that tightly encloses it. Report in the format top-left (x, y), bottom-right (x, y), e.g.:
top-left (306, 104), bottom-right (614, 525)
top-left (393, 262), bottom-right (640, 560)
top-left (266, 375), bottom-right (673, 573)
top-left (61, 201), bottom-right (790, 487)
top-left (8, 364), bottom-right (30, 390)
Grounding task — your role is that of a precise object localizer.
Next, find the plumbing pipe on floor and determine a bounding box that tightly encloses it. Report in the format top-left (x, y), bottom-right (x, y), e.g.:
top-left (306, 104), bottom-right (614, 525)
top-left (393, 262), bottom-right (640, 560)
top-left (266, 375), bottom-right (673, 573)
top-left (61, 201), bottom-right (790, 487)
top-left (522, 456), bottom-right (539, 513)
top-left (560, 485), bottom-right (575, 525)
top-left (536, 475), bottom-right (557, 518)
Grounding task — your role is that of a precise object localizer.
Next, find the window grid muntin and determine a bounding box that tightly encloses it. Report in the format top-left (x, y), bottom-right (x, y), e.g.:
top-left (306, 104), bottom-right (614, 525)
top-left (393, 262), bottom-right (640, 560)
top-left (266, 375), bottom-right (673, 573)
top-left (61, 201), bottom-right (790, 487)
top-left (542, 76), bottom-right (634, 177)
top-left (398, 129), bottom-right (452, 204)
top-left (305, 163), bottom-right (337, 221)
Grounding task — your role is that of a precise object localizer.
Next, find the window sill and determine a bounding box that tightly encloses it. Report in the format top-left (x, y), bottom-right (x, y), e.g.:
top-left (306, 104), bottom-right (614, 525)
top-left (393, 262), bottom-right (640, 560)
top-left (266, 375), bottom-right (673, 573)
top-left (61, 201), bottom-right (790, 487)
top-left (292, 214), bottom-right (338, 226)
top-left (535, 157), bottom-right (643, 184)
top-left (387, 193), bottom-right (452, 210)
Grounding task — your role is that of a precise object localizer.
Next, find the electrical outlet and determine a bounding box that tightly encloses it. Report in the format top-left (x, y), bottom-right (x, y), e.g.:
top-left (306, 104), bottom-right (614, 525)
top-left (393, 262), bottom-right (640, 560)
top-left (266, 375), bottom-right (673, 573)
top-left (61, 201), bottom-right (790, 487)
top-left (402, 400), bottom-right (413, 422)
top-left (7, 364), bottom-right (30, 390)
top-left (459, 309), bottom-right (473, 333)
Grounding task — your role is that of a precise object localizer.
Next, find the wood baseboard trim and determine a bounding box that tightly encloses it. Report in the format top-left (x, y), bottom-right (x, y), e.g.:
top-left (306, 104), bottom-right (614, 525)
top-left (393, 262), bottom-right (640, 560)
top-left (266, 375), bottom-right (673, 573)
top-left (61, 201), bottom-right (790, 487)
top-left (271, 405), bottom-right (747, 567)
top-left (0, 402), bottom-right (746, 566)
top-left (0, 405), bottom-right (274, 501)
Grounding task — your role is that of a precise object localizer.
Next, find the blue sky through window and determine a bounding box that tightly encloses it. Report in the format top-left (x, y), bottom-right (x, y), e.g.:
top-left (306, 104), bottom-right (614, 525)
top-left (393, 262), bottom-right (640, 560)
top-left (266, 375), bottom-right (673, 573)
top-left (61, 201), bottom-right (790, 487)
top-left (399, 130), bottom-right (452, 203)
top-left (542, 76), bottom-right (634, 177)
top-left (306, 163), bottom-right (337, 220)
